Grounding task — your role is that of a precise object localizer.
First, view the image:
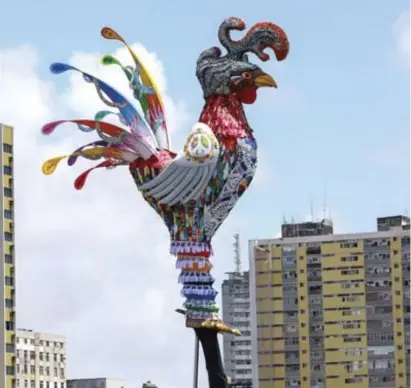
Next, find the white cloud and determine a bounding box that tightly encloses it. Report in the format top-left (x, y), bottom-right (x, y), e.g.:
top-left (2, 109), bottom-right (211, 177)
top-left (0, 42), bottom-right (243, 388)
top-left (252, 149), bottom-right (272, 188)
top-left (393, 10), bottom-right (410, 66)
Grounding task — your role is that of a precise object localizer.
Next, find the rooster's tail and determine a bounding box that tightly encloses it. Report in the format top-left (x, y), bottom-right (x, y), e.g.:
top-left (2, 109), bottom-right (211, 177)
top-left (41, 27), bottom-right (170, 190)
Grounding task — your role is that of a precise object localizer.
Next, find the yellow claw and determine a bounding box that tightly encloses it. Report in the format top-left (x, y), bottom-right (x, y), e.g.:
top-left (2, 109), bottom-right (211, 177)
top-left (185, 317), bottom-right (242, 336)
top-left (42, 156), bottom-right (67, 175)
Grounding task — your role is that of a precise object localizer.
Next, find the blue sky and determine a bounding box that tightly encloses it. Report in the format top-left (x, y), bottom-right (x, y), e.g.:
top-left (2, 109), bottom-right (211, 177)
top-left (1, 1), bottom-right (409, 236)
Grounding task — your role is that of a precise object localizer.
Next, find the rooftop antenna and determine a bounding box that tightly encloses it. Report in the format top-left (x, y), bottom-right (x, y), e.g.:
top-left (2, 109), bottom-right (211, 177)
top-left (233, 233), bottom-right (241, 274)
top-left (310, 197), bottom-right (314, 221)
top-left (323, 178), bottom-right (328, 221)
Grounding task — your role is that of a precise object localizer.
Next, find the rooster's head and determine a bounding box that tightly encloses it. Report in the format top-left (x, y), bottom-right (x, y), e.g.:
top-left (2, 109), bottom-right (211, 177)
top-left (196, 17), bottom-right (289, 104)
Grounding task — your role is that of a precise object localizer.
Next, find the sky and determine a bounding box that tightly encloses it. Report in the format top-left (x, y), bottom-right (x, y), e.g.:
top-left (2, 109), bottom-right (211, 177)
top-left (0, 1), bottom-right (409, 387)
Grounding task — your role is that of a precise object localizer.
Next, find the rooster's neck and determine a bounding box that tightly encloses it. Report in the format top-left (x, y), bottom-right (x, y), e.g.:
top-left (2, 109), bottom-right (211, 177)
top-left (199, 94), bottom-right (253, 148)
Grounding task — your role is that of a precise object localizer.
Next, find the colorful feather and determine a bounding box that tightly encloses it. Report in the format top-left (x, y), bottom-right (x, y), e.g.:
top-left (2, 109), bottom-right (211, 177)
top-left (101, 27), bottom-right (170, 150)
top-left (42, 148), bottom-right (106, 176)
top-left (67, 141), bottom-right (108, 166)
top-left (49, 62), bottom-right (159, 155)
top-left (74, 160), bottom-right (114, 190)
top-left (42, 119), bottom-right (126, 137)
top-left (101, 55), bottom-right (153, 118)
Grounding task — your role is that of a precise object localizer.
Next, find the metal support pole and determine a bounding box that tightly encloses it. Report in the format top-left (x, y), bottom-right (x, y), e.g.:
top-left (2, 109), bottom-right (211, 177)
top-left (193, 334), bottom-right (200, 388)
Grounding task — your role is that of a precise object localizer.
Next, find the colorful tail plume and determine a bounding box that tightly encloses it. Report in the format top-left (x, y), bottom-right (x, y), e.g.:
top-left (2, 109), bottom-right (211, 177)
top-left (41, 27), bottom-right (170, 190)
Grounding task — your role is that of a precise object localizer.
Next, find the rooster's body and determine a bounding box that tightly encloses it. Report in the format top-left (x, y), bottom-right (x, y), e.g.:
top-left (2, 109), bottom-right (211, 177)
top-left (42, 17), bottom-right (289, 388)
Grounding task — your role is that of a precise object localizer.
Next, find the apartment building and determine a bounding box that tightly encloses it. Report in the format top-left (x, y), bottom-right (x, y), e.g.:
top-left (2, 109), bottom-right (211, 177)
top-left (249, 215), bottom-right (410, 388)
top-left (0, 123), bottom-right (16, 388)
top-left (67, 378), bottom-right (126, 388)
top-left (222, 271), bottom-right (252, 383)
top-left (16, 329), bottom-right (67, 388)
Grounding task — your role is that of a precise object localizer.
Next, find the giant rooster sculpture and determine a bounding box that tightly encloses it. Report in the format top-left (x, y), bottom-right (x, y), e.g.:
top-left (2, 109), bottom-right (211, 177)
top-left (42, 17), bottom-right (289, 388)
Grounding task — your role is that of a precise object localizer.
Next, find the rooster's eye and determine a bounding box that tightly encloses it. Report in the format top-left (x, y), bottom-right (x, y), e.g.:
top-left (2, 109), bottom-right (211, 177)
top-left (242, 72), bottom-right (251, 79)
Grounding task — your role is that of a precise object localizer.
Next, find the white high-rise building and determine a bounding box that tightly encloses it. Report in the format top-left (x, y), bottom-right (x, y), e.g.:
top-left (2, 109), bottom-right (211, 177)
top-left (16, 329), bottom-right (67, 388)
top-left (222, 271), bottom-right (252, 384)
top-left (67, 378), bottom-right (126, 388)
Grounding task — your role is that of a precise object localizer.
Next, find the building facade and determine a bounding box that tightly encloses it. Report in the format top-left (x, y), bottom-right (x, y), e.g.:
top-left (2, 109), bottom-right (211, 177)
top-left (222, 271), bottom-right (252, 383)
top-left (249, 216), bottom-right (410, 388)
top-left (67, 378), bottom-right (126, 388)
top-left (0, 123), bottom-right (16, 388)
top-left (16, 329), bottom-right (67, 388)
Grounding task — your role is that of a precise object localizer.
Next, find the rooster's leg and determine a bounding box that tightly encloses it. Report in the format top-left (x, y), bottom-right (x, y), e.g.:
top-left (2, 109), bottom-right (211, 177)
top-left (195, 328), bottom-right (228, 388)
top-left (175, 242), bottom-right (240, 387)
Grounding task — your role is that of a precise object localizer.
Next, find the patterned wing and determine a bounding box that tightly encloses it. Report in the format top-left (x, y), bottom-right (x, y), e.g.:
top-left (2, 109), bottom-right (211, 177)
top-left (139, 123), bottom-right (219, 206)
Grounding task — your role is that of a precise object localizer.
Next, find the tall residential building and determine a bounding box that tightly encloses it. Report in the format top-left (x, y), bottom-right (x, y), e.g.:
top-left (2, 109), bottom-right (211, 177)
top-left (222, 271), bottom-right (252, 383)
top-left (16, 329), bottom-right (67, 388)
top-left (67, 378), bottom-right (126, 388)
top-left (249, 215), bottom-right (410, 388)
top-left (0, 123), bottom-right (16, 388)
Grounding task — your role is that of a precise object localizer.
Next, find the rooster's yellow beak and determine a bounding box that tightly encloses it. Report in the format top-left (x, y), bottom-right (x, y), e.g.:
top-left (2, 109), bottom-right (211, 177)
top-left (254, 73), bottom-right (277, 88)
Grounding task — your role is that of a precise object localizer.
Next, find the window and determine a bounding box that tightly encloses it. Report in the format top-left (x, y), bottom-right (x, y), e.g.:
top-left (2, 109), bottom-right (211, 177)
top-left (4, 232), bottom-right (13, 242)
top-left (341, 255), bottom-right (358, 262)
top-left (3, 143), bottom-right (12, 153)
top-left (3, 165), bottom-right (12, 175)
top-left (6, 344), bottom-right (14, 353)
top-left (342, 269), bottom-right (360, 275)
top-left (345, 377), bottom-right (363, 384)
top-left (5, 298), bottom-right (13, 308)
top-left (5, 276), bottom-right (14, 286)
top-left (6, 366), bottom-right (14, 375)
top-left (4, 209), bottom-right (12, 219)
top-left (5, 254), bottom-right (13, 264)
top-left (343, 322), bottom-right (361, 329)
top-left (30, 366), bottom-right (35, 374)
top-left (4, 187), bottom-right (12, 197)
top-left (6, 321), bottom-right (14, 331)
